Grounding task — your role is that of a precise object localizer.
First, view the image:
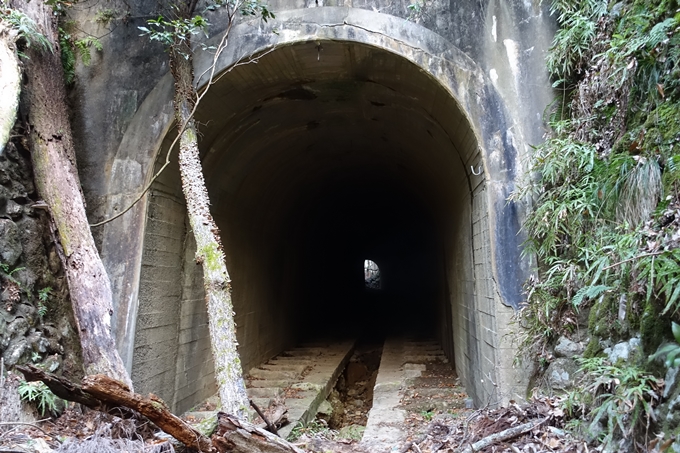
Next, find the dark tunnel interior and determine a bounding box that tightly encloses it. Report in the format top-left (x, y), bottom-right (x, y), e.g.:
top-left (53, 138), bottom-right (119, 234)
top-left (295, 179), bottom-right (441, 341)
top-left (146, 40), bottom-right (481, 377)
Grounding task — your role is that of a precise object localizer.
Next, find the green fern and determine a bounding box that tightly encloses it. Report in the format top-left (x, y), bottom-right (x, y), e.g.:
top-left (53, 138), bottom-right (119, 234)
top-left (17, 381), bottom-right (61, 416)
top-left (0, 8), bottom-right (53, 53)
top-left (74, 36), bottom-right (102, 66)
top-left (571, 285), bottom-right (611, 307)
top-left (59, 28), bottom-right (76, 85)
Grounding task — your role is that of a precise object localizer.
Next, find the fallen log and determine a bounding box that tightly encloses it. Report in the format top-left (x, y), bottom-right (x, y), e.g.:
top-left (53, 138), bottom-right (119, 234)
top-left (212, 412), bottom-right (305, 453)
top-left (16, 364), bottom-right (101, 409)
top-left (17, 364), bottom-right (213, 452)
top-left (16, 365), bottom-right (304, 453)
top-left (81, 374), bottom-right (214, 452)
top-left (455, 417), bottom-right (548, 453)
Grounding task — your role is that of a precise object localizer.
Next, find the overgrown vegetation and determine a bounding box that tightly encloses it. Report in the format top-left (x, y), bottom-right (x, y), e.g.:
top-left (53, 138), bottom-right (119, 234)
top-left (0, 5), bottom-right (52, 53)
top-left (17, 380), bottom-right (62, 416)
top-left (58, 26), bottom-right (102, 84)
top-left (561, 358), bottom-right (662, 450)
top-left (514, 0), bottom-right (680, 449)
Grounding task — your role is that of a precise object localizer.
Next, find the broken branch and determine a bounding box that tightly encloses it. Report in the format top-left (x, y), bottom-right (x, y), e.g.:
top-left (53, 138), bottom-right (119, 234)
top-left (250, 399), bottom-right (278, 436)
top-left (213, 412), bottom-right (305, 453)
top-left (456, 417), bottom-right (548, 453)
top-left (15, 365), bottom-right (305, 453)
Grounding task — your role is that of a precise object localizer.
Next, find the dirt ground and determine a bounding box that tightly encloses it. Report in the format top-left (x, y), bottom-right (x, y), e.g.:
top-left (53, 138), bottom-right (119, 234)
top-left (0, 392), bottom-right (599, 453)
top-left (295, 393), bottom-right (591, 453)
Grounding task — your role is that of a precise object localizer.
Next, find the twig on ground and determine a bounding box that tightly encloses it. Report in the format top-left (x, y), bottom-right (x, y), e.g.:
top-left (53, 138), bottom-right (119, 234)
top-left (456, 417), bottom-right (548, 453)
top-left (461, 403), bottom-right (487, 444)
top-left (400, 434), bottom-right (427, 453)
top-left (0, 420), bottom-right (53, 438)
top-left (249, 399), bottom-right (278, 436)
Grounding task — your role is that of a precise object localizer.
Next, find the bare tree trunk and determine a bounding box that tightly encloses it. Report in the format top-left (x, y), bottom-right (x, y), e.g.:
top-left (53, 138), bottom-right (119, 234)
top-left (10, 0), bottom-right (132, 388)
top-left (169, 36), bottom-right (249, 418)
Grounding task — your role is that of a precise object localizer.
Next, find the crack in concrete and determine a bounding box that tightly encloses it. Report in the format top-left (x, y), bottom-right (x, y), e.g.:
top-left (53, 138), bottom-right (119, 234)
top-left (313, 20), bottom-right (447, 63)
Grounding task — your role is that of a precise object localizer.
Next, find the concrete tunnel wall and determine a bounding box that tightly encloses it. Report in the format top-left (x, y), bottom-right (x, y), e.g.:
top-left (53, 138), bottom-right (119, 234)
top-left (69, 3), bottom-right (554, 414)
top-left (126, 10), bottom-right (534, 413)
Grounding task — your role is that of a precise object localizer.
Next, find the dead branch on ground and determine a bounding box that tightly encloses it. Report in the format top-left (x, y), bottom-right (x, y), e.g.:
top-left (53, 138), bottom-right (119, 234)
top-left (16, 365), bottom-right (304, 453)
top-left (456, 417), bottom-right (548, 453)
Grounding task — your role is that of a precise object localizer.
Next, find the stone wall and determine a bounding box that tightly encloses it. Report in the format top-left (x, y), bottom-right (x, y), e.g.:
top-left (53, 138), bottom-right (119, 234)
top-left (0, 141), bottom-right (82, 383)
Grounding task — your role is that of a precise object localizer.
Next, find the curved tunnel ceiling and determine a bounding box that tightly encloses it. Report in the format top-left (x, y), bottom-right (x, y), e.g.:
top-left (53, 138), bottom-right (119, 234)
top-left (187, 40), bottom-right (480, 339)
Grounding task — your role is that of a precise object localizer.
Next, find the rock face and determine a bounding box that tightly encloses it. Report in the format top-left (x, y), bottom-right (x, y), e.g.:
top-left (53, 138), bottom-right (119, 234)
top-left (604, 337), bottom-right (641, 364)
top-left (0, 141), bottom-right (82, 380)
top-left (546, 358), bottom-right (579, 390)
top-left (554, 337), bottom-right (584, 359)
top-left (0, 219), bottom-right (22, 265)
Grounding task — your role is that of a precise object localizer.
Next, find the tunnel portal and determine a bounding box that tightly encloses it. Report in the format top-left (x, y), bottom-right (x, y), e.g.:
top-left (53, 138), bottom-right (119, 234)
top-left (132, 38), bottom-right (515, 413)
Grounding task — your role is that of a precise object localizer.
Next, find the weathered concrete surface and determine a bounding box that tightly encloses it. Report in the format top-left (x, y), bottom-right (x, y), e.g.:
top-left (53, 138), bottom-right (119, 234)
top-left (246, 341), bottom-right (355, 438)
top-left (362, 338), bottom-right (409, 450)
top-left (65, 0), bottom-right (555, 413)
top-left (362, 339), bottom-right (464, 451)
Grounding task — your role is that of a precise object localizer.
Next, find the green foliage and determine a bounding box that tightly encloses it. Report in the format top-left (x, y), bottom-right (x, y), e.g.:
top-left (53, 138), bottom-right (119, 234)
top-left (547, 0), bottom-right (607, 83)
top-left (94, 8), bottom-right (119, 25)
top-left (515, 0), bottom-right (680, 352)
top-left (0, 262), bottom-right (24, 277)
top-left (37, 287), bottom-right (51, 319)
top-left (58, 28), bottom-right (102, 84)
top-left (74, 36), bottom-right (102, 66)
top-left (0, 7), bottom-right (53, 54)
top-left (649, 321), bottom-right (680, 368)
top-left (235, 0), bottom-right (275, 21)
top-left (407, 0), bottom-right (429, 22)
top-left (572, 285), bottom-right (611, 308)
top-left (17, 381), bottom-right (61, 416)
top-left (516, 0), bottom-right (680, 448)
top-left (59, 28), bottom-right (76, 85)
top-left (38, 287), bottom-right (51, 303)
top-left (637, 250), bottom-right (680, 315)
top-left (420, 409), bottom-right (435, 421)
top-left (139, 0), bottom-right (275, 53)
top-left (44, 0), bottom-right (73, 16)
top-left (138, 14), bottom-right (209, 48)
top-left (564, 358), bottom-right (662, 449)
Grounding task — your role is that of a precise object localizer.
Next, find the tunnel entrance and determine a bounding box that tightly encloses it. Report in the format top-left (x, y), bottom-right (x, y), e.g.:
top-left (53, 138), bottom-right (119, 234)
top-left (133, 38), bottom-right (507, 413)
top-left (363, 260), bottom-right (380, 290)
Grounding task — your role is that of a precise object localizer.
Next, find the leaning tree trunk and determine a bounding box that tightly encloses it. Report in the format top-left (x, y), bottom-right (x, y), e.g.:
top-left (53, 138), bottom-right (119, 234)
top-left (9, 0), bottom-right (131, 388)
top-left (169, 36), bottom-right (249, 418)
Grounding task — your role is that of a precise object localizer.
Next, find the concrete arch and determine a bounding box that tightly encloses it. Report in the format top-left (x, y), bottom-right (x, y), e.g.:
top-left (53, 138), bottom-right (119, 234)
top-left (100, 8), bottom-right (527, 412)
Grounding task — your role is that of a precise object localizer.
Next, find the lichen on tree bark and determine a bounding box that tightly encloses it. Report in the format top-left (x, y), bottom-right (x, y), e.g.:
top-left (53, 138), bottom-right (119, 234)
top-left (169, 35), bottom-right (249, 418)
